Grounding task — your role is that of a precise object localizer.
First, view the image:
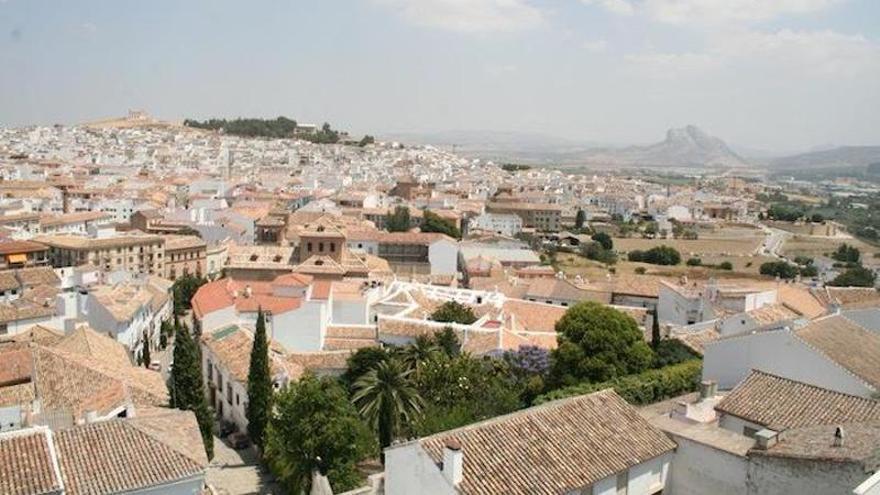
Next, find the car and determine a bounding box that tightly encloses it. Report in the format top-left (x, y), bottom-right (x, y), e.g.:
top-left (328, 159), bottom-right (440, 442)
top-left (229, 432), bottom-right (250, 450)
top-left (219, 420), bottom-right (237, 438)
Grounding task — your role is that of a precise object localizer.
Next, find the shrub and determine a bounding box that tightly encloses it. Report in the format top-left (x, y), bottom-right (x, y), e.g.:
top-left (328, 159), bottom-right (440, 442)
top-left (760, 261), bottom-right (799, 279)
top-left (535, 359), bottom-right (702, 406)
top-left (832, 244), bottom-right (861, 264)
top-left (828, 266), bottom-right (876, 287)
top-left (628, 246), bottom-right (681, 266)
top-left (634, 267), bottom-right (647, 275)
top-left (686, 257), bottom-right (702, 266)
top-left (430, 301), bottom-right (477, 325)
top-left (718, 261), bottom-right (733, 270)
top-left (591, 232), bottom-right (613, 250)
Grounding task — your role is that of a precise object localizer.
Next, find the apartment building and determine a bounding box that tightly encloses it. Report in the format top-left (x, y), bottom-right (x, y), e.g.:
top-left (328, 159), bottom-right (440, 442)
top-left (0, 240), bottom-right (49, 270)
top-left (486, 202), bottom-right (563, 232)
top-left (163, 234), bottom-right (207, 280)
top-left (36, 232), bottom-right (166, 276)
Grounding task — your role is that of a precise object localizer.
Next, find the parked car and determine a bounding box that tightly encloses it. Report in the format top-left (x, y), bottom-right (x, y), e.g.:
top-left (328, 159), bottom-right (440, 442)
top-left (229, 432), bottom-right (250, 450)
top-left (219, 420), bottom-right (237, 438)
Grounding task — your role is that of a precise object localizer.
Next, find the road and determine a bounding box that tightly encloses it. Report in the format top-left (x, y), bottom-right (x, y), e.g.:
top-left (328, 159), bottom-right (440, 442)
top-left (207, 436), bottom-right (283, 495)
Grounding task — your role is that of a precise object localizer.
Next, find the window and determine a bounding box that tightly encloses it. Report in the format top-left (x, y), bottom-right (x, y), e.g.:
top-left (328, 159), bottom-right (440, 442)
top-left (319, 242), bottom-right (324, 252)
top-left (743, 426), bottom-right (759, 438)
top-left (307, 242), bottom-right (313, 252)
top-left (330, 243), bottom-right (335, 253)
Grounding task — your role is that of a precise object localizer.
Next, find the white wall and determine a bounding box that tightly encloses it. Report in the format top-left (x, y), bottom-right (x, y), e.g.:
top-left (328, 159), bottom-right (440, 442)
top-left (429, 239), bottom-right (459, 276)
top-left (702, 329), bottom-right (874, 397)
top-left (666, 435), bottom-right (748, 495)
top-left (384, 443), bottom-right (457, 495)
top-left (273, 301), bottom-right (326, 352)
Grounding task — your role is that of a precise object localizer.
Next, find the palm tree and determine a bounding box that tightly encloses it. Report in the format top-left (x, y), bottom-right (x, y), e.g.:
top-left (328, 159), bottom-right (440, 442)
top-left (353, 359), bottom-right (424, 458)
top-left (400, 335), bottom-right (439, 371)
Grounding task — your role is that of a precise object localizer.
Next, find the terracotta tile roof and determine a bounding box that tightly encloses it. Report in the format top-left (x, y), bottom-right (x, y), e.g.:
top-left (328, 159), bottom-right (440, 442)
top-left (756, 422), bottom-right (880, 466)
top-left (323, 337), bottom-right (379, 351)
top-left (671, 327), bottom-right (720, 355)
top-left (0, 240), bottom-right (48, 256)
top-left (746, 303), bottom-right (800, 326)
top-left (502, 299), bottom-right (567, 333)
top-left (795, 315), bottom-right (880, 390)
top-left (193, 275), bottom-right (307, 318)
top-left (287, 350), bottom-right (353, 373)
top-left (55, 411), bottom-right (207, 495)
top-left (416, 389), bottom-right (676, 495)
top-left (51, 326), bottom-right (131, 368)
top-left (14, 267), bottom-right (61, 288)
top-left (827, 287), bottom-right (880, 309)
top-left (716, 370), bottom-right (880, 430)
top-left (202, 325), bottom-right (301, 384)
top-left (776, 285), bottom-right (828, 319)
top-left (0, 428), bottom-right (62, 495)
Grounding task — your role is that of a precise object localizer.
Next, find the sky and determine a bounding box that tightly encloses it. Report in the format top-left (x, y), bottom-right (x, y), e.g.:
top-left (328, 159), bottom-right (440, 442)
top-left (1, 0), bottom-right (879, 152)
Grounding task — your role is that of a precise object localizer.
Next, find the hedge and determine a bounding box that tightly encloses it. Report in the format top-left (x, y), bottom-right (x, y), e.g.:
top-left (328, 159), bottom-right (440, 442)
top-left (534, 359), bottom-right (702, 406)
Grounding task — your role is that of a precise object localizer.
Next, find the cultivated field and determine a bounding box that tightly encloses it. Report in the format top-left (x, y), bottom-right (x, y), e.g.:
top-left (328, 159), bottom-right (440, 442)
top-left (612, 235), bottom-right (764, 256)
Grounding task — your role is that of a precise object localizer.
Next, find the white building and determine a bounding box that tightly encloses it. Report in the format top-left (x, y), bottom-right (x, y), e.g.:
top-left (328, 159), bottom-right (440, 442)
top-left (469, 212), bottom-right (523, 237)
top-left (703, 314), bottom-right (880, 398)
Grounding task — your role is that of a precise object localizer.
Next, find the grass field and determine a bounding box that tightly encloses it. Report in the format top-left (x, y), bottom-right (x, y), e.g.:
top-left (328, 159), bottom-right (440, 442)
top-left (612, 235), bottom-right (764, 257)
top-left (781, 234), bottom-right (880, 260)
top-left (556, 252), bottom-right (773, 280)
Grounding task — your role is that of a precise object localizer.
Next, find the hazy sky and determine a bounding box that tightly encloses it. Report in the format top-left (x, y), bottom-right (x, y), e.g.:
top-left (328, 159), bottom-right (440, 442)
top-left (1, 0), bottom-right (879, 151)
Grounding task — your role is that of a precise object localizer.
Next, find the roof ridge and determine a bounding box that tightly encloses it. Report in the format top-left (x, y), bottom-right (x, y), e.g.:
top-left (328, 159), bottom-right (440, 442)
top-left (731, 369), bottom-right (880, 405)
top-left (125, 413), bottom-right (208, 468)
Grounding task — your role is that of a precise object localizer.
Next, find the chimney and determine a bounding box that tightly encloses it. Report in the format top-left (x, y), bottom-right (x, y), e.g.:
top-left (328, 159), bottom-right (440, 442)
top-left (699, 380), bottom-right (717, 400)
top-left (833, 426), bottom-right (844, 448)
top-left (442, 439), bottom-right (464, 486)
top-left (753, 429), bottom-right (778, 450)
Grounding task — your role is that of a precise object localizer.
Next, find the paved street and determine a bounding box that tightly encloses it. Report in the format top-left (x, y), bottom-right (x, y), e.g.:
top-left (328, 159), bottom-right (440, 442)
top-left (207, 436), bottom-right (283, 495)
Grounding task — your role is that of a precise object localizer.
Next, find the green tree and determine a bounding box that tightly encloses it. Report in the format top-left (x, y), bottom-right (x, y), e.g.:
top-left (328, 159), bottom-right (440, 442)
top-left (580, 241), bottom-right (617, 265)
top-left (433, 327), bottom-right (461, 357)
top-left (265, 374), bottom-right (374, 493)
top-left (627, 246), bottom-right (681, 265)
top-left (549, 302), bottom-right (654, 387)
top-left (142, 330), bottom-right (151, 368)
top-left (386, 206), bottom-right (411, 232)
top-left (358, 135), bottom-right (375, 147)
top-left (353, 359), bottom-right (424, 457)
top-left (832, 243), bottom-right (861, 263)
top-left (421, 210), bottom-right (461, 239)
top-left (686, 257), bottom-right (702, 266)
top-left (168, 322), bottom-right (214, 459)
top-left (430, 302), bottom-right (477, 325)
top-left (575, 209), bottom-right (586, 230)
top-left (172, 274), bottom-right (207, 316)
top-left (591, 232), bottom-right (613, 250)
top-left (246, 309), bottom-right (273, 449)
top-left (718, 261), bottom-right (734, 270)
top-left (401, 335), bottom-right (440, 370)
top-left (759, 261), bottom-right (799, 279)
top-left (828, 266), bottom-right (876, 287)
top-left (341, 347), bottom-right (390, 391)
top-left (651, 311), bottom-right (661, 350)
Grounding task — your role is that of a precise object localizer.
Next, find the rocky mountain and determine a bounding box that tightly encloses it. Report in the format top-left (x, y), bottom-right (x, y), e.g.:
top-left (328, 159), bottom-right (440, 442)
top-left (770, 146), bottom-right (880, 169)
top-left (572, 125), bottom-right (750, 168)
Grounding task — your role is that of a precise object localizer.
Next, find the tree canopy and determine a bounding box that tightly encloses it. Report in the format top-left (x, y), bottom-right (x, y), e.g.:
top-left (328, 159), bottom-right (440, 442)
top-left (168, 322), bottom-right (214, 460)
top-left (353, 359), bottom-right (423, 455)
top-left (265, 374), bottom-right (374, 494)
top-left (549, 302), bottom-right (654, 387)
top-left (421, 210), bottom-right (461, 238)
top-left (386, 206), bottom-right (411, 233)
top-left (828, 266), bottom-right (876, 287)
top-left (591, 232), bottom-right (613, 250)
top-left (627, 246), bottom-right (681, 265)
top-left (430, 301), bottom-right (477, 325)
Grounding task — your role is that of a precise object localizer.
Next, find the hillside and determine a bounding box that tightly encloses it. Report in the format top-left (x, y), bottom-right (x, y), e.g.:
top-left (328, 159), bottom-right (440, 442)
top-left (770, 146), bottom-right (880, 169)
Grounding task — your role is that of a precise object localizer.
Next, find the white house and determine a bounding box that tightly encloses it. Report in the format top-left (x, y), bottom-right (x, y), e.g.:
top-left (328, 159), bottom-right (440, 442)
top-left (192, 273), bottom-right (329, 352)
top-left (703, 314), bottom-right (880, 398)
top-left (384, 389), bottom-right (675, 495)
top-left (469, 212), bottom-right (523, 237)
top-left (201, 324), bottom-right (301, 434)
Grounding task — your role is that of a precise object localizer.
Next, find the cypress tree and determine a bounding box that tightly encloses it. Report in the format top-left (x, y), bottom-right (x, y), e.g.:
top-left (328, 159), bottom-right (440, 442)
top-left (168, 322), bottom-right (214, 459)
top-left (247, 308), bottom-right (273, 449)
top-left (142, 329), bottom-right (151, 368)
top-left (651, 310), bottom-right (661, 349)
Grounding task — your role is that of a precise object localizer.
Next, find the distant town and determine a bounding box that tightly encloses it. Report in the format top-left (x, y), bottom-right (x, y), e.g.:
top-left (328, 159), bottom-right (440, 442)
top-left (1, 110), bottom-right (879, 495)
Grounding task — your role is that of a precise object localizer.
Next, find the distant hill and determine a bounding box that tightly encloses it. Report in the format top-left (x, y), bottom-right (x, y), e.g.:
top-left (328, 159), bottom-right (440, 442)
top-left (770, 146), bottom-right (880, 169)
top-left (568, 125), bottom-right (750, 168)
top-left (384, 126), bottom-right (750, 168)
